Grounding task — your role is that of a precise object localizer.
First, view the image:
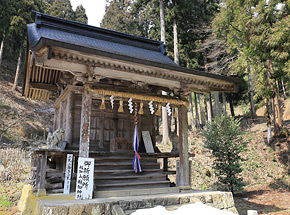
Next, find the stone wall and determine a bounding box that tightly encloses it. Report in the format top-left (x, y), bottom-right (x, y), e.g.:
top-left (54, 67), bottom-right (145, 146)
top-left (38, 191), bottom-right (238, 215)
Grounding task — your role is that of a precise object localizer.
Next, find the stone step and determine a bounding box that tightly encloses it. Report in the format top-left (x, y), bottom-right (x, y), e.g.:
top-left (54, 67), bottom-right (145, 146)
top-left (124, 203), bottom-right (189, 214)
top-left (93, 156), bottom-right (158, 162)
top-left (94, 162), bottom-right (160, 170)
top-left (93, 187), bottom-right (180, 198)
top-left (94, 172), bottom-right (166, 180)
top-left (94, 180), bottom-right (170, 191)
top-left (95, 177), bottom-right (166, 185)
top-left (94, 168), bottom-right (162, 175)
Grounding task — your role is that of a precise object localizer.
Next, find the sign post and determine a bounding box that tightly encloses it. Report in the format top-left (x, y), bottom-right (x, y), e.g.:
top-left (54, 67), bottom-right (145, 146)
top-left (75, 157), bottom-right (94, 200)
top-left (63, 154), bottom-right (73, 194)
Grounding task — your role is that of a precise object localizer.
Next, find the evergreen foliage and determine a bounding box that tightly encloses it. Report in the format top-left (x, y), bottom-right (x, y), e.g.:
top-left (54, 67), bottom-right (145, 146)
top-left (75, 5), bottom-right (88, 24)
top-left (45, 0), bottom-right (74, 20)
top-left (202, 114), bottom-right (247, 193)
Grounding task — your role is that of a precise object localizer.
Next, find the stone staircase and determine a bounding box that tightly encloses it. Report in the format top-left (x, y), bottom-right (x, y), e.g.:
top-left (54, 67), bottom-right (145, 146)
top-left (91, 153), bottom-right (170, 196)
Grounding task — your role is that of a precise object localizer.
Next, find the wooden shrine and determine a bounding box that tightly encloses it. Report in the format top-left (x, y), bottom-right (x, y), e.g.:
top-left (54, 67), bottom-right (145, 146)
top-left (24, 12), bottom-right (241, 196)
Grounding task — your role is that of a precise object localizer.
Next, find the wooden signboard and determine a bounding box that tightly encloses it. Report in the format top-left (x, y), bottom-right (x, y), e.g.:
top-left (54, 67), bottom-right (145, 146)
top-left (75, 157), bottom-right (94, 200)
top-left (142, 131), bottom-right (154, 153)
top-left (63, 154), bottom-right (73, 194)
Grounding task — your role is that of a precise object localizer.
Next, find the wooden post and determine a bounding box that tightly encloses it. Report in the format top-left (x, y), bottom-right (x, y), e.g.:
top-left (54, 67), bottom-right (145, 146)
top-left (65, 91), bottom-right (74, 144)
top-left (113, 104), bottom-right (118, 139)
top-left (58, 101), bottom-right (65, 129)
top-left (178, 105), bottom-right (190, 189)
top-left (53, 108), bottom-right (59, 132)
top-left (79, 86), bottom-right (92, 158)
top-left (37, 151), bottom-right (47, 196)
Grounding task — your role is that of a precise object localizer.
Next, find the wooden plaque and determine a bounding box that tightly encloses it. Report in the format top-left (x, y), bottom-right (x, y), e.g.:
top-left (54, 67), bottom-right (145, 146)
top-left (142, 131), bottom-right (154, 153)
top-left (75, 157), bottom-right (94, 200)
top-left (63, 154), bottom-right (73, 194)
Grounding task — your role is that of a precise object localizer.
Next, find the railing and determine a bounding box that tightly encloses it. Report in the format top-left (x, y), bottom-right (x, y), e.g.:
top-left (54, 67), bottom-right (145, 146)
top-left (30, 149), bottom-right (194, 195)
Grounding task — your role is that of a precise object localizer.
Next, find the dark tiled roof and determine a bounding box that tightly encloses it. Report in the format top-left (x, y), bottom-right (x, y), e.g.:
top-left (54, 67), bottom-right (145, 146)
top-left (28, 12), bottom-right (177, 67)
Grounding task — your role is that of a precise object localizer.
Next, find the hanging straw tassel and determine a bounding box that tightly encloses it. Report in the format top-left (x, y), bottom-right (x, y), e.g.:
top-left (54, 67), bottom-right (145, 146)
top-left (118, 99), bottom-right (124, 113)
top-left (100, 97), bottom-right (106, 110)
top-left (174, 107), bottom-right (178, 118)
top-left (155, 104), bottom-right (162, 116)
top-left (138, 102), bottom-right (144, 115)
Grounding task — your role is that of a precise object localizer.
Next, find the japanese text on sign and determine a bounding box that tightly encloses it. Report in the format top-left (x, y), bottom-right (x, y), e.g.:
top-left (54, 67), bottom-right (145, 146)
top-left (75, 157), bottom-right (94, 200)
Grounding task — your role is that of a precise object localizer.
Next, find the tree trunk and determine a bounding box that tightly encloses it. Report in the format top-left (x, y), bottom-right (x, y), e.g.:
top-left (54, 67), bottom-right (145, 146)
top-left (248, 66), bottom-right (256, 119)
top-left (173, 18), bottom-right (179, 65)
top-left (207, 94), bottom-right (212, 123)
top-left (197, 93), bottom-right (202, 125)
top-left (159, 0), bottom-right (169, 144)
top-left (204, 96), bottom-right (208, 123)
top-left (281, 80), bottom-right (286, 97)
top-left (12, 45), bottom-right (22, 91)
top-left (274, 83), bottom-right (282, 132)
top-left (228, 93), bottom-right (235, 117)
top-left (222, 92), bottom-right (226, 114)
top-left (162, 92), bottom-right (170, 144)
top-left (209, 93), bottom-right (213, 118)
top-left (0, 31), bottom-right (5, 67)
top-left (265, 99), bottom-right (272, 144)
top-left (267, 59), bottom-right (282, 135)
top-left (214, 92), bottom-right (220, 117)
top-left (189, 93), bottom-right (195, 130)
top-left (194, 92), bottom-right (200, 129)
top-left (159, 0), bottom-right (165, 43)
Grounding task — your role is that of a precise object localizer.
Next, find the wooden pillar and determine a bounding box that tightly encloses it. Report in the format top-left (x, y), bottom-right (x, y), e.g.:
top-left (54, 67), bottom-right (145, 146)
top-left (178, 105), bottom-right (190, 188)
top-left (37, 151), bottom-right (47, 196)
top-left (65, 91), bottom-right (74, 144)
top-left (113, 104), bottom-right (118, 139)
top-left (79, 86), bottom-right (92, 158)
top-left (58, 101), bottom-right (65, 129)
top-left (53, 108), bottom-right (59, 131)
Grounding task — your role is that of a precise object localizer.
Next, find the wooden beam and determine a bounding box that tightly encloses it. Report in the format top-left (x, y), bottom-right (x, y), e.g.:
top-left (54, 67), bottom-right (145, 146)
top-left (79, 85), bottom-right (92, 158)
top-left (30, 83), bottom-right (57, 92)
top-left (53, 85), bottom-right (82, 109)
top-left (178, 105), bottom-right (190, 188)
top-left (65, 91), bottom-right (74, 144)
top-left (88, 86), bottom-right (189, 107)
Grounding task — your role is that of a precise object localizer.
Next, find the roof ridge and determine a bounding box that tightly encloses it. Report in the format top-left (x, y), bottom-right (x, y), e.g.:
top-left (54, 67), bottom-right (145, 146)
top-left (33, 11), bottom-right (166, 53)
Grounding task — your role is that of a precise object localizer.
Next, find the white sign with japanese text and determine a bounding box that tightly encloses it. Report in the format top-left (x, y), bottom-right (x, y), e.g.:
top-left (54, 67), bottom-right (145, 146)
top-left (64, 154), bottom-right (73, 194)
top-left (75, 157), bottom-right (94, 200)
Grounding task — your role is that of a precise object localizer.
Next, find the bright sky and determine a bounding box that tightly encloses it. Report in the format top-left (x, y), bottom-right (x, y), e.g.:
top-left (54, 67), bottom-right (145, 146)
top-left (70, 0), bottom-right (108, 27)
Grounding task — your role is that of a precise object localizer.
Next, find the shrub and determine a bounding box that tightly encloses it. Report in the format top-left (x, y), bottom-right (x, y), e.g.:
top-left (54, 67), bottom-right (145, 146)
top-left (0, 148), bottom-right (29, 182)
top-left (202, 114), bottom-right (247, 194)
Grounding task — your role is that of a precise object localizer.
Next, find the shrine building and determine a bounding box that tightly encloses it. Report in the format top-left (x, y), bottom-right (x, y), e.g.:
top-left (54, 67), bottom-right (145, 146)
top-left (23, 12), bottom-right (242, 198)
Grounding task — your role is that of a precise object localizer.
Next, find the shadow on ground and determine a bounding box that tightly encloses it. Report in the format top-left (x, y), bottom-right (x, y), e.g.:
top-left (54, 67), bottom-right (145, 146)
top-left (234, 197), bottom-right (286, 215)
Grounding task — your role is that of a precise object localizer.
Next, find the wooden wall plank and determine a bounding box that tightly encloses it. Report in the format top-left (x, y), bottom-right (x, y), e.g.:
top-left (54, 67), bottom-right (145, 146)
top-left (48, 69), bottom-right (52, 84)
top-left (38, 67), bottom-right (42, 83)
top-left (51, 70), bottom-right (55, 84)
top-left (41, 68), bottom-right (46, 83)
top-left (44, 68), bottom-right (49, 84)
